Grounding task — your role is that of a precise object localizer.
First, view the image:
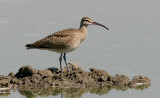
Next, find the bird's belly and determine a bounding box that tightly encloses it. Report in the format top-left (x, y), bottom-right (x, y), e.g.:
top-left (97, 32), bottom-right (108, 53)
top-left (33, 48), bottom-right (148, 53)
top-left (48, 47), bottom-right (77, 53)
top-left (37, 38), bottom-right (80, 53)
top-left (49, 39), bottom-right (80, 53)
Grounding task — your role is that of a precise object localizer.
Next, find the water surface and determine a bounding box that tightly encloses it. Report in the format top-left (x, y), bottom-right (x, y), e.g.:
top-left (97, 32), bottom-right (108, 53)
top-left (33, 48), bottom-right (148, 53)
top-left (0, 0), bottom-right (160, 98)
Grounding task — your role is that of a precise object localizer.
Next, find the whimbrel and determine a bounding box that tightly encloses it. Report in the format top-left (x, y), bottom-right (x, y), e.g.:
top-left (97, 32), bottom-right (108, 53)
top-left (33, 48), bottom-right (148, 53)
top-left (25, 17), bottom-right (109, 73)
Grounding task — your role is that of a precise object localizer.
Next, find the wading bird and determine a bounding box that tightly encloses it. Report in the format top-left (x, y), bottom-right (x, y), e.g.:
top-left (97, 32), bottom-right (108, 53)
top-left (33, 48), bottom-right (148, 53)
top-left (26, 17), bottom-right (109, 73)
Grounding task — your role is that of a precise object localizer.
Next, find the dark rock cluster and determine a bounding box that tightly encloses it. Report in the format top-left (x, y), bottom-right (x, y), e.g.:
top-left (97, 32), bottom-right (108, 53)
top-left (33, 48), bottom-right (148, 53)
top-left (0, 63), bottom-right (151, 89)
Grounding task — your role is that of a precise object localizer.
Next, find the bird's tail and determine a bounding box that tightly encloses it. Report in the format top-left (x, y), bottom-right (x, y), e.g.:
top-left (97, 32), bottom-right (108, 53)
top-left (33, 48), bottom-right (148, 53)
top-left (25, 44), bottom-right (35, 49)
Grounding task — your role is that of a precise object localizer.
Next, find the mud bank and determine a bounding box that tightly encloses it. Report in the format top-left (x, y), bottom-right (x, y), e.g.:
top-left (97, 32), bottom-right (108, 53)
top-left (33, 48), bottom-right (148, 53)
top-left (0, 63), bottom-right (150, 90)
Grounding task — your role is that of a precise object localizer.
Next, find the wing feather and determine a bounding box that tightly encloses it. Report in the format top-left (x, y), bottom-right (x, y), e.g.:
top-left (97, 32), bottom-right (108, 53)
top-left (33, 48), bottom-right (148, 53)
top-left (30, 28), bottom-right (80, 49)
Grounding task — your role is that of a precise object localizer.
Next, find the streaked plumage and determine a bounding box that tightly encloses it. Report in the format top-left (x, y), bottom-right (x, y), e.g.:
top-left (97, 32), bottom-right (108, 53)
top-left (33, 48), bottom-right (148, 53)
top-left (26, 17), bottom-right (109, 73)
top-left (26, 28), bottom-right (84, 53)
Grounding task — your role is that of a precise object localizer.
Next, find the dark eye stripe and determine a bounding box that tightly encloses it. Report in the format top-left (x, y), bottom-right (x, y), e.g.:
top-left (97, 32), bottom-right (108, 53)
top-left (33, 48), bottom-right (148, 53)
top-left (83, 20), bottom-right (90, 22)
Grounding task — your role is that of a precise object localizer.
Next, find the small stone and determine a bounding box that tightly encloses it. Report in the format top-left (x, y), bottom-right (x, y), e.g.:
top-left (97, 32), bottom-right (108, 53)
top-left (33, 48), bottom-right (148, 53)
top-left (15, 65), bottom-right (38, 78)
top-left (47, 67), bottom-right (59, 73)
top-left (63, 62), bottom-right (83, 73)
top-left (112, 74), bottom-right (130, 86)
top-left (130, 75), bottom-right (151, 86)
top-left (8, 72), bottom-right (14, 78)
top-left (38, 69), bottom-right (53, 77)
top-left (90, 68), bottom-right (110, 82)
top-left (0, 79), bottom-right (9, 87)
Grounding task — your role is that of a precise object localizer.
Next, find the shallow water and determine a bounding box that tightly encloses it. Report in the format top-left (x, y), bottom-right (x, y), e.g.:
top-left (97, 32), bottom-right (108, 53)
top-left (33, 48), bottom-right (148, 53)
top-left (0, 85), bottom-right (151, 98)
top-left (0, 0), bottom-right (160, 98)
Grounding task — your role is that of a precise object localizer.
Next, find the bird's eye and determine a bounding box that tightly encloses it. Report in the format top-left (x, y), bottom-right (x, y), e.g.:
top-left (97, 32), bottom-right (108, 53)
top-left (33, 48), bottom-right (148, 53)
top-left (83, 20), bottom-right (89, 22)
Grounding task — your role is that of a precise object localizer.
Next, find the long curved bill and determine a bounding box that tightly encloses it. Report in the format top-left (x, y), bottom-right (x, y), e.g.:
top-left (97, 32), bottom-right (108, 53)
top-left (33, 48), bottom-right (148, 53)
top-left (92, 22), bottom-right (109, 30)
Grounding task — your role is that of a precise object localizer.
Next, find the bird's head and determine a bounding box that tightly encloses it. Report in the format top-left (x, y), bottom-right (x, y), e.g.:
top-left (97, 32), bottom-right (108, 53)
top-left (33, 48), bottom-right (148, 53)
top-left (80, 17), bottom-right (109, 30)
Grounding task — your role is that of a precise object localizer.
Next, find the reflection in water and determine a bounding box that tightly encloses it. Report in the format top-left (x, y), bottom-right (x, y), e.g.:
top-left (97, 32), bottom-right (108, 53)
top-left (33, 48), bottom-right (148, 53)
top-left (90, 86), bottom-right (111, 95)
top-left (130, 84), bottom-right (151, 90)
top-left (0, 88), bottom-right (10, 97)
top-left (17, 84), bottom-right (150, 98)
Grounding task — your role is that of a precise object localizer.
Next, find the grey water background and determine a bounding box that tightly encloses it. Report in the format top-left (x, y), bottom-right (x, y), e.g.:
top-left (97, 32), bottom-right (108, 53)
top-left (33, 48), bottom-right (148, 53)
top-left (0, 0), bottom-right (160, 98)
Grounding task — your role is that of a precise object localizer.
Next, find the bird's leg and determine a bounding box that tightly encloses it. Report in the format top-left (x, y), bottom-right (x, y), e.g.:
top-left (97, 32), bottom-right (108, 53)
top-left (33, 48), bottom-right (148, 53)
top-left (63, 53), bottom-right (69, 72)
top-left (59, 53), bottom-right (63, 73)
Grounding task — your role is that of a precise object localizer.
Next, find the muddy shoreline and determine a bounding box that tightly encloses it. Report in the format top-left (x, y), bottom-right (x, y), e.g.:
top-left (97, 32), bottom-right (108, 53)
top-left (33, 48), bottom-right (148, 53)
top-left (0, 63), bottom-right (151, 90)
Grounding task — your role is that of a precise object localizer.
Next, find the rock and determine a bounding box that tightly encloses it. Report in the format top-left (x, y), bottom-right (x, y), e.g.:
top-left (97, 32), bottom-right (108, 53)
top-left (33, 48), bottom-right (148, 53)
top-left (129, 75), bottom-right (151, 86)
top-left (8, 72), bottom-right (14, 78)
top-left (0, 63), bottom-right (151, 90)
top-left (0, 79), bottom-right (9, 87)
top-left (63, 62), bottom-right (83, 73)
top-left (112, 74), bottom-right (130, 86)
top-left (0, 75), bottom-right (12, 88)
top-left (68, 71), bottom-right (95, 86)
top-left (10, 78), bottom-right (22, 85)
top-left (15, 65), bottom-right (38, 78)
top-left (38, 69), bottom-right (53, 78)
top-left (47, 67), bottom-right (59, 73)
top-left (89, 68), bottom-right (110, 82)
top-left (0, 75), bottom-right (6, 80)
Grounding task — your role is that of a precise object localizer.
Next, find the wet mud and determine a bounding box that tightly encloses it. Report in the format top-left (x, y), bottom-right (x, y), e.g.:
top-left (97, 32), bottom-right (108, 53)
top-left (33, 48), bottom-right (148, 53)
top-left (0, 63), bottom-right (151, 97)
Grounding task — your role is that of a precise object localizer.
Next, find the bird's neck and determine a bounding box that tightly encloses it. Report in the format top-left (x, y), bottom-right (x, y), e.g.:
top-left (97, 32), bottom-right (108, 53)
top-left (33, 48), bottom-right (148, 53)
top-left (79, 25), bottom-right (87, 32)
top-left (79, 25), bottom-right (88, 42)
